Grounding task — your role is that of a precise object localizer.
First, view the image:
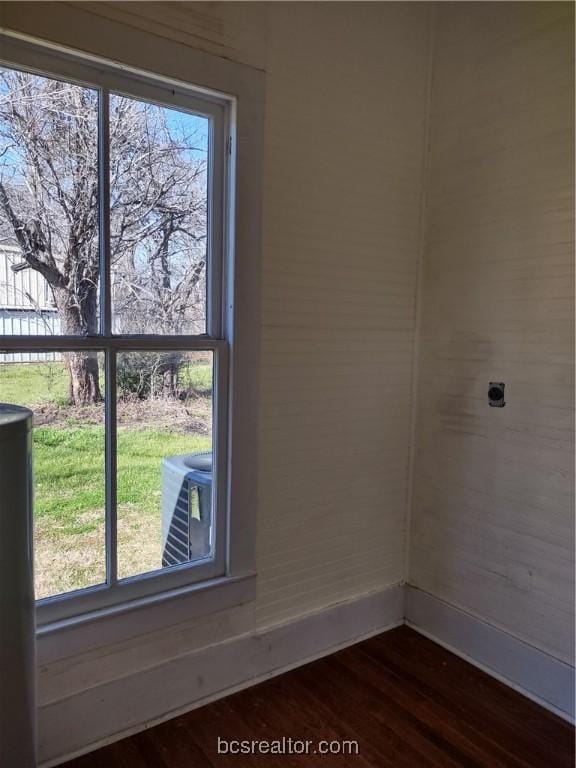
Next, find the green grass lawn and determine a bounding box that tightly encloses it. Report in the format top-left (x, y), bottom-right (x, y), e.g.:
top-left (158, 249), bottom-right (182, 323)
top-left (0, 360), bottom-right (69, 407)
top-left (34, 424), bottom-right (211, 596)
top-left (0, 361), bottom-right (213, 597)
top-left (0, 359), bottom-right (212, 408)
top-left (35, 425), bottom-right (211, 525)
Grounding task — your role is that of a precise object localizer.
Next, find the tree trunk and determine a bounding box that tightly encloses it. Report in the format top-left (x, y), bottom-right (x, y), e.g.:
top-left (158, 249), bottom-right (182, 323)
top-left (161, 363), bottom-right (178, 398)
top-left (55, 284), bottom-right (102, 405)
top-left (66, 352), bottom-right (101, 405)
top-left (152, 352), bottom-right (181, 399)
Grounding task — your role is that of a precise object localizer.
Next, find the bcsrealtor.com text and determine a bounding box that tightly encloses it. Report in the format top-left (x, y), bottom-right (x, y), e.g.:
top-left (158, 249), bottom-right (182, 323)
top-left (217, 737), bottom-right (360, 756)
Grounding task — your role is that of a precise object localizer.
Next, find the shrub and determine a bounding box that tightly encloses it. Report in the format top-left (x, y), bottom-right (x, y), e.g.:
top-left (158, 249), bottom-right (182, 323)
top-left (116, 352), bottom-right (183, 400)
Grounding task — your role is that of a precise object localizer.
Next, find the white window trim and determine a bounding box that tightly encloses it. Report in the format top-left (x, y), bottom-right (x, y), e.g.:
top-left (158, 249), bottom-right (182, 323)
top-left (0, 29), bottom-right (263, 657)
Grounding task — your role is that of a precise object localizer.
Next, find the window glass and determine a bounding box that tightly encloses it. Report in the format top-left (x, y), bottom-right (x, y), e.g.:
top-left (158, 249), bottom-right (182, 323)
top-left (109, 94), bottom-right (209, 335)
top-left (116, 350), bottom-right (213, 580)
top-left (0, 55), bottom-right (228, 618)
top-left (0, 68), bottom-right (99, 336)
top-left (0, 352), bottom-right (106, 598)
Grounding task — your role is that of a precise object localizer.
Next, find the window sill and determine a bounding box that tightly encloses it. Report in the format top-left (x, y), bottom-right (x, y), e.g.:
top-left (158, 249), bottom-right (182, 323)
top-left (37, 572), bottom-right (256, 665)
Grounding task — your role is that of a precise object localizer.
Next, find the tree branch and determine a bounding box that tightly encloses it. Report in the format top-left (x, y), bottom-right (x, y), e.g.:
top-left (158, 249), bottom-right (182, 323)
top-left (0, 180), bottom-right (66, 288)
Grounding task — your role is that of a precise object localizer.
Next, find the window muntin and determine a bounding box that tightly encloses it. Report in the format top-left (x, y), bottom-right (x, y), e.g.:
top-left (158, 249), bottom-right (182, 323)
top-left (0, 45), bottom-right (231, 623)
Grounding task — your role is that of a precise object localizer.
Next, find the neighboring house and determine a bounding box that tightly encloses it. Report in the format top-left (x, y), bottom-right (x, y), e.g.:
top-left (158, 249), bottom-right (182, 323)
top-left (0, 242), bottom-right (60, 362)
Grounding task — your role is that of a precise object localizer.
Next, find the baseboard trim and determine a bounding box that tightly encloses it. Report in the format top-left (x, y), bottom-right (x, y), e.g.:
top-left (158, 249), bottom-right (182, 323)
top-left (40, 583), bottom-right (404, 766)
top-left (405, 585), bottom-right (575, 723)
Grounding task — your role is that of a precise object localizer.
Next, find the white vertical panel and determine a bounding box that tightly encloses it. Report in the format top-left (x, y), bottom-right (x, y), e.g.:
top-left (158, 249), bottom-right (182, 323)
top-left (0, 247), bottom-right (60, 362)
top-left (0, 310), bottom-right (60, 362)
top-left (410, 2), bottom-right (575, 664)
top-left (255, 2), bottom-right (430, 628)
top-left (0, 247), bottom-right (54, 310)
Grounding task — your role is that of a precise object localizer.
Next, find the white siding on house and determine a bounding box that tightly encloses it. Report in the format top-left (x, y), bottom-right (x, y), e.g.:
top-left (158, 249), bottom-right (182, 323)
top-left (0, 310), bottom-right (60, 362)
top-left (0, 245), bottom-right (55, 310)
top-left (0, 245), bottom-right (60, 361)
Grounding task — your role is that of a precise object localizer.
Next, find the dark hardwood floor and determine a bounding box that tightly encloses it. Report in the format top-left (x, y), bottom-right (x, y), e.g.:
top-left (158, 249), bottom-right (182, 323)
top-left (64, 626), bottom-right (574, 768)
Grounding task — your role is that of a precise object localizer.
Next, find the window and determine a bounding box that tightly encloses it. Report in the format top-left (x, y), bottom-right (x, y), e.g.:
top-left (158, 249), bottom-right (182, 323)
top-left (0, 38), bottom-right (237, 624)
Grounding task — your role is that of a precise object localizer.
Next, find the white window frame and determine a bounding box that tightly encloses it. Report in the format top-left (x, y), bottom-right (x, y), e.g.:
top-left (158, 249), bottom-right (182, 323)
top-left (0, 31), bottom-right (263, 650)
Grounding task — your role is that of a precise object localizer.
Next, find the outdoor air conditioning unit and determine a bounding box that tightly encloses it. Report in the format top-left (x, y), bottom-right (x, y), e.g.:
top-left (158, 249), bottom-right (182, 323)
top-left (161, 452), bottom-right (212, 567)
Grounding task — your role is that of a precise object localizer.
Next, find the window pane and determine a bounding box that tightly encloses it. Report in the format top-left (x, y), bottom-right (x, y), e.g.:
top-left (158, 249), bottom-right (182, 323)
top-left (0, 352), bottom-right (106, 598)
top-left (116, 350), bottom-right (213, 580)
top-left (110, 95), bottom-right (209, 335)
top-left (0, 68), bottom-right (99, 336)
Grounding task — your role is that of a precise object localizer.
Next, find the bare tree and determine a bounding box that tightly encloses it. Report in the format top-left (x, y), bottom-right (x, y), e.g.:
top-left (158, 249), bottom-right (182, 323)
top-left (0, 69), bottom-right (207, 404)
top-left (109, 94), bottom-right (207, 338)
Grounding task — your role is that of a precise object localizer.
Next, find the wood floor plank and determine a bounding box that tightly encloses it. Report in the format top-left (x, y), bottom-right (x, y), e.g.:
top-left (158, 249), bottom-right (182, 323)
top-left (64, 626), bottom-right (575, 768)
top-left (181, 697), bottom-right (288, 768)
top-left (279, 663), bottom-right (405, 768)
top-left (321, 650), bottom-right (485, 768)
top-left (367, 628), bottom-right (574, 765)
top-left (332, 643), bottom-right (530, 768)
top-left (221, 675), bottom-right (374, 767)
top-left (135, 719), bottom-right (214, 768)
top-left (290, 657), bottom-right (443, 768)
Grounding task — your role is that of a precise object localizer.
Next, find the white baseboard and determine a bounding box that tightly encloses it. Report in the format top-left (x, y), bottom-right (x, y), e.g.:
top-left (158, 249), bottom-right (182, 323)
top-left (405, 585), bottom-right (575, 723)
top-left (39, 583), bottom-right (404, 767)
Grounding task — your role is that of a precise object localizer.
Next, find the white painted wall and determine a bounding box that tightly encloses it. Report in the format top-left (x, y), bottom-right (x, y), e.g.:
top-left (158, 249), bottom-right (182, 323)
top-left (409, 2), bottom-right (575, 664)
top-left (255, 1), bottom-right (430, 628)
top-left (0, 3), bottom-right (431, 761)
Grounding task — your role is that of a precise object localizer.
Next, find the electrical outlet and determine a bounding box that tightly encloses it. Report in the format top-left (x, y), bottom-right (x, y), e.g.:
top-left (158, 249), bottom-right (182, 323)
top-left (488, 382), bottom-right (505, 407)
